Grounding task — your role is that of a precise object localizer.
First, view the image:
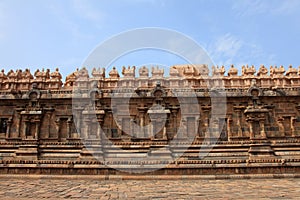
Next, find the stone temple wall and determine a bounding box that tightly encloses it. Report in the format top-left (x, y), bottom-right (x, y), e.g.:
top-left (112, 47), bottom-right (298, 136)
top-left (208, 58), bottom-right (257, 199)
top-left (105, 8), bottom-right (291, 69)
top-left (0, 64), bottom-right (300, 176)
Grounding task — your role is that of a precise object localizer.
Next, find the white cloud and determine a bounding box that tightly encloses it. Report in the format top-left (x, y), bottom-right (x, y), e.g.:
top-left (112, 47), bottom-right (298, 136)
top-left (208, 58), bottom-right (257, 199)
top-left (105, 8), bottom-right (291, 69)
top-left (47, 2), bottom-right (95, 40)
top-left (231, 0), bottom-right (268, 17)
top-left (208, 33), bottom-right (243, 66)
top-left (231, 0), bottom-right (300, 17)
top-left (0, 1), bottom-right (13, 44)
top-left (272, 0), bottom-right (300, 14)
top-left (214, 33), bottom-right (242, 58)
top-left (70, 0), bottom-right (105, 23)
top-left (0, 2), bottom-right (6, 42)
top-left (207, 33), bottom-right (277, 71)
top-left (123, 0), bottom-right (166, 7)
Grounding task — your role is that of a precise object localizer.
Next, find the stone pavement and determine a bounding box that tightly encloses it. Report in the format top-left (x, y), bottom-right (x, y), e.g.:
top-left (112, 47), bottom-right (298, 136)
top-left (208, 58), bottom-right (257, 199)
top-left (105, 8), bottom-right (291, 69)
top-left (0, 175), bottom-right (300, 199)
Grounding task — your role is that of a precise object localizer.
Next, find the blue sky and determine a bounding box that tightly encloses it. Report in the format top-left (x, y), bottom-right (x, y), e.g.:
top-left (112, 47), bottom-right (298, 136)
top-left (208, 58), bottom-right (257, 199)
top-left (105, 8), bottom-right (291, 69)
top-left (0, 0), bottom-right (300, 78)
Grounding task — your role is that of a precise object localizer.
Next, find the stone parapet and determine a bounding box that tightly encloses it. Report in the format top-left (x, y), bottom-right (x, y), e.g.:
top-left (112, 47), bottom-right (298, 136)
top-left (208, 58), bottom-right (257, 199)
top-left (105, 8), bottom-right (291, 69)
top-left (1, 65), bottom-right (300, 91)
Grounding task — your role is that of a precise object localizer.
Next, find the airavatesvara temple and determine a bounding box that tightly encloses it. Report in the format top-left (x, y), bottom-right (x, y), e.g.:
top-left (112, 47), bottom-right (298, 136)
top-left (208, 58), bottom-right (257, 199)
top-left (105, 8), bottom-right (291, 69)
top-left (1, 64), bottom-right (300, 177)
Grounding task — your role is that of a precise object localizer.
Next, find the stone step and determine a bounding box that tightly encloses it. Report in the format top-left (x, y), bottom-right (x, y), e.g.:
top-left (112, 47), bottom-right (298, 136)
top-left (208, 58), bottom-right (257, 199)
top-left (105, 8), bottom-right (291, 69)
top-left (186, 156), bottom-right (249, 160)
top-left (104, 150), bottom-right (150, 154)
top-left (273, 147), bottom-right (300, 151)
top-left (180, 152), bottom-right (249, 157)
top-left (39, 145), bottom-right (83, 148)
top-left (172, 148), bottom-right (249, 153)
top-left (40, 149), bottom-right (82, 153)
top-left (275, 151), bottom-right (300, 156)
top-left (104, 153), bottom-right (148, 158)
top-left (15, 145), bottom-right (38, 160)
top-left (39, 153), bottom-right (80, 158)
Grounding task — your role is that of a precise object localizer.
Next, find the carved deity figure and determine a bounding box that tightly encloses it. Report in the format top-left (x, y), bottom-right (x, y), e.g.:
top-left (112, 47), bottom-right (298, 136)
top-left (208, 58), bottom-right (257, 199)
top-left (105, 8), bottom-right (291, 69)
top-left (43, 69), bottom-right (51, 81)
top-left (242, 65), bottom-right (246, 75)
top-left (257, 65), bottom-right (268, 77)
top-left (16, 69), bottom-right (23, 80)
top-left (73, 67), bottom-right (89, 85)
top-left (21, 69), bottom-right (33, 81)
top-left (228, 65), bottom-right (238, 76)
top-left (272, 65), bottom-right (285, 77)
top-left (92, 67), bottom-right (105, 78)
top-left (35, 68), bottom-right (50, 81)
top-left (197, 64), bottom-right (209, 76)
top-left (169, 66), bottom-right (180, 77)
top-left (34, 69), bottom-right (43, 81)
top-left (152, 66), bottom-right (164, 77)
top-left (212, 65), bottom-right (225, 76)
top-left (122, 66), bottom-right (135, 78)
top-left (109, 67), bottom-right (119, 78)
top-left (183, 65), bottom-right (194, 77)
top-left (0, 69), bottom-right (7, 82)
top-left (65, 68), bottom-right (79, 87)
top-left (270, 66), bottom-right (275, 77)
top-left (7, 70), bottom-right (15, 80)
top-left (139, 66), bottom-right (149, 77)
top-left (286, 65), bottom-right (297, 77)
top-left (279, 65), bottom-right (285, 73)
top-left (50, 68), bottom-right (62, 81)
top-left (78, 67), bottom-right (89, 78)
top-left (242, 65), bottom-right (256, 76)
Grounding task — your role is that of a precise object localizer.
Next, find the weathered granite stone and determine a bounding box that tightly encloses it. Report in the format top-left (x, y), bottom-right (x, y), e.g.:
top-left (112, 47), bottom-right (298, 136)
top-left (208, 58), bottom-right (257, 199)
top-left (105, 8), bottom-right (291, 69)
top-left (0, 65), bottom-right (300, 176)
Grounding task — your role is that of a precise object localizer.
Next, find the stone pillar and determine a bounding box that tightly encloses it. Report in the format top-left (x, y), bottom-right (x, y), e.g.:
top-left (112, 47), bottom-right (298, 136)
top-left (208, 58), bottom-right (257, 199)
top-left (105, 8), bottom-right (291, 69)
top-left (149, 122), bottom-right (153, 139)
top-left (130, 118), bottom-right (135, 138)
top-left (259, 119), bottom-right (266, 138)
top-left (211, 118), bottom-right (219, 138)
top-left (90, 119), bottom-right (98, 139)
top-left (73, 106), bottom-right (84, 136)
top-left (181, 117), bottom-right (187, 138)
top-left (202, 106), bottom-right (211, 138)
top-left (237, 110), bottom-right (242, 137)
top-left (5, 118), bottom-right (12, 139)
top-left (152, 119), bottom-right (156, 139)
top-left (171, 108), bottom-right (178, 136)
top-left (248, 119), bottom-right (254, 139)
top-left (137, 105), bottom-right (147, 138)
top-left (96, 111), bottom-right (105, 140)
top-left (204, 115), bottom-right (209, 138)
top-left (34, 118), bottom-right (39, 139)
top-left (45, 112), bottom-right (52, 138)
top-left (291, 117), bottom-right (296, 137)
top-left (55, 117), bottom-right (60, 139)
top-left (140, 113), bottom-right (144, 136)
top-left (96, 122), bottom-right (101, 139)
top-left (233, 106), bottom-right (245, 137)
top-left (116, 117), bottom-right (122, 138)
top-left (197, 118), bottom-right (202, 138)
top-left (163, 126), bottom-right (167, 140)
top-left (195, 117), bottom-right (198, 139)
top-left (83, 118), bottom-right (90, 139)
top-left (227, 117), bottom-right (232, 141)
top-left (21, 117), bottom-right (28, 139)
top-left (277, 117), bottom-right (284, 136)
top-left (67, 117), bottom-right (72, 138)
top-left (13, 110), bottom-right (22, 138)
